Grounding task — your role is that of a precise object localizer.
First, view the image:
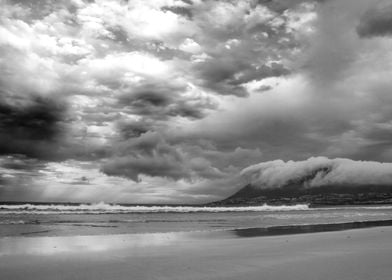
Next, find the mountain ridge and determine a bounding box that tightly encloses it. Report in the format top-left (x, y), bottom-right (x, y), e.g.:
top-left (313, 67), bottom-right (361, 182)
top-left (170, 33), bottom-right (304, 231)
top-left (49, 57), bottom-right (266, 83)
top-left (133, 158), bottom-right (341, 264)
top-left (210, 183), bottom-right (392, 206)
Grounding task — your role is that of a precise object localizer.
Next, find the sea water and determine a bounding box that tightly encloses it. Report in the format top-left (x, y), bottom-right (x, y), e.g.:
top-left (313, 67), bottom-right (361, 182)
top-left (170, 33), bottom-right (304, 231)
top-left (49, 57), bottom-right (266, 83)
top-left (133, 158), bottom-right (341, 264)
top-left (1, 203), bottom-right (392, 237)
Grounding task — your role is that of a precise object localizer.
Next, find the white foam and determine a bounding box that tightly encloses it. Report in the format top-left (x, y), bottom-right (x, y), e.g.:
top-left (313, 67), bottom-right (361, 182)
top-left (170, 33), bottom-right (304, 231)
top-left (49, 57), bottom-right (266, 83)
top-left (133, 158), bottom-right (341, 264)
top-left (316, 205), bottom-right (392, 211)
top-left (0, 220), bottom-right (25, 224)
top-left (0, 202), bottom-right (310, 214)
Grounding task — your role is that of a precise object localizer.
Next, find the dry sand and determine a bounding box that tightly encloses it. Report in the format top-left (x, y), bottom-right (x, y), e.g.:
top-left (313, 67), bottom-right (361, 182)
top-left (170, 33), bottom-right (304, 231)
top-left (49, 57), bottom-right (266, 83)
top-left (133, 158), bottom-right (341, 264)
top-left (1, 226), bottom-right (391, 280)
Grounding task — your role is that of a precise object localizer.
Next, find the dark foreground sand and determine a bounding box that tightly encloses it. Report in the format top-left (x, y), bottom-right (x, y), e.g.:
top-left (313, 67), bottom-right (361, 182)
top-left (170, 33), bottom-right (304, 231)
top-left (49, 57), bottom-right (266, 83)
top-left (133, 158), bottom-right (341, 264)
top-left (1, 226), bottom-right (392, 280)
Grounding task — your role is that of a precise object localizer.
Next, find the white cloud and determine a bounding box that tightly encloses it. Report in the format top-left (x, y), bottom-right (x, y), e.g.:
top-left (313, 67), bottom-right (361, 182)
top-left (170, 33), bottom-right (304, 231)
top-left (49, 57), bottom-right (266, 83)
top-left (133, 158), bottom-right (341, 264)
top-left (241, 157), bottom-right (392, 189)
top-left (80, 51), bottom-right (172, 90)
top-left (179, 38), bottom-right (202, 54)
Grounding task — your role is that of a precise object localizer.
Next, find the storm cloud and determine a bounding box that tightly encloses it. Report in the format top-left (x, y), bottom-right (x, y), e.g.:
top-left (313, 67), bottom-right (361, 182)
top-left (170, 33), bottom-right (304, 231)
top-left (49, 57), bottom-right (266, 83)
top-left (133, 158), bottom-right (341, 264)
top-left (357, 2), bottom-right (392, 38)
top-left (0, 96), bottom-right (66, 160)
top-left (1, 0), bottom-right (392, 203)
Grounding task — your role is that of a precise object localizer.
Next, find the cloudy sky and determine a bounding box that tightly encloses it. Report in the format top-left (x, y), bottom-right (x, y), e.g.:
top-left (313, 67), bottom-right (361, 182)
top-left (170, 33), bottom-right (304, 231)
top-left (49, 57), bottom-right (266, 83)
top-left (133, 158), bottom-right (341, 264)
top-left (0, 0), bottom-right (392, 203)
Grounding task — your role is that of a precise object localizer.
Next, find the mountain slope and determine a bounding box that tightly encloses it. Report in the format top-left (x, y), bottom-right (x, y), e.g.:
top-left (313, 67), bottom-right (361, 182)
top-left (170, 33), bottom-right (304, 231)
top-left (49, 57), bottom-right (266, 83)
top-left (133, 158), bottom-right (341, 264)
top-left (211, 183), bottom-right (392, 206)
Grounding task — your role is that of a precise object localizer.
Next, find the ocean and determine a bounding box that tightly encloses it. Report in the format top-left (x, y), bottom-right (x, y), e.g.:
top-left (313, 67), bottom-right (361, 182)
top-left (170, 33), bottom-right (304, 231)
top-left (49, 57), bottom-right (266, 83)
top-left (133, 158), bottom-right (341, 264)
top-left (1, 203), bottom-right (392, 237)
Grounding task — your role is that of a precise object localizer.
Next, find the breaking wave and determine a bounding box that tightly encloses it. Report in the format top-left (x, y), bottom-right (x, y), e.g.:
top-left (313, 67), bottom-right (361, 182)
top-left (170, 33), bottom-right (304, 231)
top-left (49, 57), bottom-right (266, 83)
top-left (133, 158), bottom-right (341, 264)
top-left (0, 220), bottom-right (25, 225)
top-left (0, 202), bottom-right (310, 214)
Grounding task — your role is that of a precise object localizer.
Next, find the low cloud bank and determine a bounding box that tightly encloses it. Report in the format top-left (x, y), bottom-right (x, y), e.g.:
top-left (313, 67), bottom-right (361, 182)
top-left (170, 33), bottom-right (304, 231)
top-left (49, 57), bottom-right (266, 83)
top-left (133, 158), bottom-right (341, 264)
top-left (241, 157), bottom-right (392, 190)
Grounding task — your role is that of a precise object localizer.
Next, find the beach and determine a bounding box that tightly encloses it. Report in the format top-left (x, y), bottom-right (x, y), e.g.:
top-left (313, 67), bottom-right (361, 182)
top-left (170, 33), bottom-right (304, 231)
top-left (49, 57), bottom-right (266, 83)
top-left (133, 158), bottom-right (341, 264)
top-left (1, 225), bottom-right (392, 280)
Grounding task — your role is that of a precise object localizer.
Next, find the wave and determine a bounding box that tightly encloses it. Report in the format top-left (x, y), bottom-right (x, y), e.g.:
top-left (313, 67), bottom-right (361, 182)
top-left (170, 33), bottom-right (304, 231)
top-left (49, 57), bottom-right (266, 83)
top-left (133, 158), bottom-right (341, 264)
top-left (0, 202), bottom-right (310, 214)
top-left (0, 220), bottom-right (25, 225)
top-left (313, 205), bottom-right (392, 211)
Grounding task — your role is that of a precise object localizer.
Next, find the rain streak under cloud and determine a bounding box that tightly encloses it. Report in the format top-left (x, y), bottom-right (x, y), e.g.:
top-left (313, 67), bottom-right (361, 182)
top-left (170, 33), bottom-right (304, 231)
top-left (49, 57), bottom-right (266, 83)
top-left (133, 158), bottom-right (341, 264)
top-left (1, 0), bottom-right (392, 203)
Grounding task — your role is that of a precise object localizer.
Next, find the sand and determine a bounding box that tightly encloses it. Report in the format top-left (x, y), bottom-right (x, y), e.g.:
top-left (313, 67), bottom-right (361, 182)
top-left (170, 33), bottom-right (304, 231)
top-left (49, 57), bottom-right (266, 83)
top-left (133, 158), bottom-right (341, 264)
top-left (1, 226), bottom-right (392, 280)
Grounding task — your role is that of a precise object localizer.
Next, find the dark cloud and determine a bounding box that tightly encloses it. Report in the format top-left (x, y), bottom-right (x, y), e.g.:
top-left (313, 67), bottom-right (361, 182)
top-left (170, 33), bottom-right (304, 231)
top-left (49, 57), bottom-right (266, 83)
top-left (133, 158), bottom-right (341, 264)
top-left (0, 155), bottom-right (43, 171)
top-left (357, 2), bottom-right (392, 38)
top-left (0, 96), bottom-right (66, 160)
top-left (195, 58), bottom-right (290, 96)
top-left (102, 156), bottom-right (188, 182)
top-left (118, 82), bottom-right (216, 119)
top-left (130, 90), bottom-right (171, 107)
top-left (180, 145), bottom-right (264, 174)
top-left (101, 132), bottom-right (188, 181)
top-left (100, 131), bottom-right (232, 181)
top-left (347, 142), bottom-right (392, 163)
top-left (256, 0), bottom-right (320, 13)
top-left (161, 5), bottom-right (193, 19)
top-left (117, 119), bottom-right (153, 139)
top-left (185, 105), bottom-right (328, 161)
top-left (6, 0), bottom-right (78, 22)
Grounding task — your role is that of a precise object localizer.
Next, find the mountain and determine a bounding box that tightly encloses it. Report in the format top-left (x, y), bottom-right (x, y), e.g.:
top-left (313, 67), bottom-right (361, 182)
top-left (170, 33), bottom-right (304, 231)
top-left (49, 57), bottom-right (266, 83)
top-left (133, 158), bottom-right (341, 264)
top-left (211, 183), bottom-right (392, 206)
top-left (208, 163), bottom-right (392, 206)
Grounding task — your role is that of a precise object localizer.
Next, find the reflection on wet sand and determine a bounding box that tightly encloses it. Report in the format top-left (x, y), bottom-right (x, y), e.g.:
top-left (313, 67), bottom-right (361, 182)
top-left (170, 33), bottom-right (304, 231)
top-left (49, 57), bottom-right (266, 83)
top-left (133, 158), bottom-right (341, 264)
top-left (2, 219), bottom-right (392, 256)
top-left (0, 232), bottom-right (185, 256)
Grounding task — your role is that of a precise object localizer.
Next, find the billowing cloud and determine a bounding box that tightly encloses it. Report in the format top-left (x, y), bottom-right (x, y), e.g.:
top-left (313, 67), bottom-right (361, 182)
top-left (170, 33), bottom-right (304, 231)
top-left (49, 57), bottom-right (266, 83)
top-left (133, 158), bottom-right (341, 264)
top-left (117, 81), bottom-right (216, 120)
top-left (241, 157), bottom-right (392, 190)
top-left (1, 0), bottom-right (392, 203)
top-left (101, 131), bottom-right (229, 182)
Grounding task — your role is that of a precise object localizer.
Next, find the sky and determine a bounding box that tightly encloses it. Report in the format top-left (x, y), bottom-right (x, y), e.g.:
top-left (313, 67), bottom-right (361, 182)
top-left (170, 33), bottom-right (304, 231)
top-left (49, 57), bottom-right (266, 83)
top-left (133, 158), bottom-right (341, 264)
top-left (0, 0), bottom-right (392, 204)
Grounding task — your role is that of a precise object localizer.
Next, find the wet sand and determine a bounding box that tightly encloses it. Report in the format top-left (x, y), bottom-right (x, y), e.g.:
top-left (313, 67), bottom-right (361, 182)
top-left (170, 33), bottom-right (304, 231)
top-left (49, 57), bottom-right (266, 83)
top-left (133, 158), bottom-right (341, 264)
top-left (1, 226), bottom-right (392, 280)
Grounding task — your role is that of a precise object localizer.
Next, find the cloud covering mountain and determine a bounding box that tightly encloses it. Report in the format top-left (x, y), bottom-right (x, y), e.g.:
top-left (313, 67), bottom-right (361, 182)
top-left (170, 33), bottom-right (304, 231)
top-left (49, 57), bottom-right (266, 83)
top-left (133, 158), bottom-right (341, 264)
top-left (241, 157), bottom-right (392, 190)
